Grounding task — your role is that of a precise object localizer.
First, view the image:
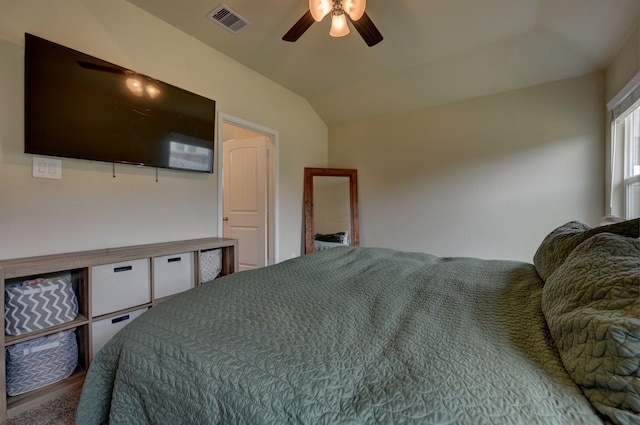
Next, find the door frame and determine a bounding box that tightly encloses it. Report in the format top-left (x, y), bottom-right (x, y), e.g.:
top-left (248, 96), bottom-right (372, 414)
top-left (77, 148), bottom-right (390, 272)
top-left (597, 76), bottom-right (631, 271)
top-left (217, 112), bottom-right (278, 266)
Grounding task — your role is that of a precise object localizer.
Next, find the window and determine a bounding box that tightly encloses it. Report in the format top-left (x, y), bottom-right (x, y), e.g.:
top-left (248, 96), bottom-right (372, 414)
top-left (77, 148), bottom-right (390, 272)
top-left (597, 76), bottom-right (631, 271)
top-left (608, 73), bottom-right (640, 219)
top-left (623, 109), bottom-right (640, 218)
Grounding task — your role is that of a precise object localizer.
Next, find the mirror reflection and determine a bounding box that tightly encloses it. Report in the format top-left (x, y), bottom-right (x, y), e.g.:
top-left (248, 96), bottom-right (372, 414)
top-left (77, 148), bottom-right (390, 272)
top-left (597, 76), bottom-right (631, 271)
top-left (304, 168), bottom-right (359, 254)
top-left (313, 176), bottom-right (351, 248)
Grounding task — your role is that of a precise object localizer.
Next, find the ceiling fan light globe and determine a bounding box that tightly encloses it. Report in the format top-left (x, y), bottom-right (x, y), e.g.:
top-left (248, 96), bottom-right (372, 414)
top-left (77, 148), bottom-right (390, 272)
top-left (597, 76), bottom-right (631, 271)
top-left (343, 0), bottom-right (366, 20)
top-left (309, 0), bottom-right (332, 21)
top-left (330, 13), bottom-right (350, 37)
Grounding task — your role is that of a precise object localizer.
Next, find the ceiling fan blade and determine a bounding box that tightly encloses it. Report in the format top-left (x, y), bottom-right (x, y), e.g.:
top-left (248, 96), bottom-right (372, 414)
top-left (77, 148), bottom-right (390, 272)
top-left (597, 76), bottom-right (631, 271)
top-left (349, 11), bottom-right (383, 47)
top-left (283, 10), bottom-right (316, 42)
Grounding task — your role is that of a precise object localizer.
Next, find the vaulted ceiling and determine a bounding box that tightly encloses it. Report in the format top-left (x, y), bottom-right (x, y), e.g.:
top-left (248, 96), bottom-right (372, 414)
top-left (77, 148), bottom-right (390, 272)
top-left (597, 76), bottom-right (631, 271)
top-left (126, 0), bottom-right (640, 126)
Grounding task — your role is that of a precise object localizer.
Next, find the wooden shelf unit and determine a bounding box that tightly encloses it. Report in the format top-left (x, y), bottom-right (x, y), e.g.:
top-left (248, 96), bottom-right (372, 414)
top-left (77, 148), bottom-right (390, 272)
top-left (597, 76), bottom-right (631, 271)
top-left (0, 237), bottom-right (237, 421)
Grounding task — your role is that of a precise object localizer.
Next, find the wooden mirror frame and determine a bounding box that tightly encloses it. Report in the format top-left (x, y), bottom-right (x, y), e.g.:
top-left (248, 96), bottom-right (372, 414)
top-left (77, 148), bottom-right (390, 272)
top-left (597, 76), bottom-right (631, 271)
top-left (304, 167), bottom-right (359, 254)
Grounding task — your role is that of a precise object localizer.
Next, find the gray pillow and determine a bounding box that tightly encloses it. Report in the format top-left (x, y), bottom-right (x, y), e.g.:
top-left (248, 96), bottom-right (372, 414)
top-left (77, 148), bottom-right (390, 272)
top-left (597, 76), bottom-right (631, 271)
top-left (533, 218), bottom-right (639, 282)
top-left (541, 233), bottom-right (640, 425)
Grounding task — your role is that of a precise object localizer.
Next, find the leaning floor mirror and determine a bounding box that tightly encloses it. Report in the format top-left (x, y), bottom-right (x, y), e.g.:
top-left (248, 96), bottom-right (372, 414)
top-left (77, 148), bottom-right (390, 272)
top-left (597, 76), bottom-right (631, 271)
top-left (303, 167), bottom-right (359, 254)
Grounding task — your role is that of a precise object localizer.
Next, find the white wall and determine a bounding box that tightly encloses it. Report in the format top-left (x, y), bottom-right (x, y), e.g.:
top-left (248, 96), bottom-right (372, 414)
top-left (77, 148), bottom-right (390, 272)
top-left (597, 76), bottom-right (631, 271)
top-left (0, 0), bottom-right (328, 260)
top-left (329, 74), bottom-right (605, 262)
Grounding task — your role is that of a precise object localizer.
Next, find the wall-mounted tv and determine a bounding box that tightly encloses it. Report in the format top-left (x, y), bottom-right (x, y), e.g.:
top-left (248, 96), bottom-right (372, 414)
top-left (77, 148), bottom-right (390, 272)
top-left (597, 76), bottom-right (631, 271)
top-left (24, 33), bottom-right (215, 173)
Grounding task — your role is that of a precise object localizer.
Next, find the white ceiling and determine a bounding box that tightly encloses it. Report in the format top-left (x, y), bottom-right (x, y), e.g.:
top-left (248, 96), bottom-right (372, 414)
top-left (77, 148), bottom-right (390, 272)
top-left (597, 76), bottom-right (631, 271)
top-left (126, 0), bottom-right (640, 126)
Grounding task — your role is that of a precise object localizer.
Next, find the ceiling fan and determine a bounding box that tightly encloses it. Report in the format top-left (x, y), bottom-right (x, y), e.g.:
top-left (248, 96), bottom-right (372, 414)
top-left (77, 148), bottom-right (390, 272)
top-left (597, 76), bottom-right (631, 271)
top-left (283, 0), bottom-right (383, 47)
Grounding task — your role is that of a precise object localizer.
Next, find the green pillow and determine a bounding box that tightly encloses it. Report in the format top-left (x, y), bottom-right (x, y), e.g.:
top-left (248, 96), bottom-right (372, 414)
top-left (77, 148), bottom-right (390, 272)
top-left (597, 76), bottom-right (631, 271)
top-left (542, 233), bottom-right (640, 425)
top-left (533, 218), bottom-right (639, 282)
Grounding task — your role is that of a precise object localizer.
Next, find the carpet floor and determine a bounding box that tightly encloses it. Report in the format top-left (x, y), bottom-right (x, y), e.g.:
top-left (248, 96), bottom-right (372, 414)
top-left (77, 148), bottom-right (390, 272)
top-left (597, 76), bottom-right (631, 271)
top-left (2, 387), bottom-right (81, 425)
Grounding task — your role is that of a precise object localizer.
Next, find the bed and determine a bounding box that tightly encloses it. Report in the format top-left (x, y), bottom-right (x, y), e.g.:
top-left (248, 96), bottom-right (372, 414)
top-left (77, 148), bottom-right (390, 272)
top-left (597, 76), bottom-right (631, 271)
top-left (75, 219), bottom-right (639, 425)
top-left (314, 231), bottom-right (350, 251)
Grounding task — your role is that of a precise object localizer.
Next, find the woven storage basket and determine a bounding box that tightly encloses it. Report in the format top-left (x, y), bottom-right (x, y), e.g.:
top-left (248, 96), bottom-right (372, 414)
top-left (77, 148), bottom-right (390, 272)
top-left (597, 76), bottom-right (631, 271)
top-left (6, 329), bottom-right (78, 396)
top-left (200, 249), bottom-right (222, 283)
top-left (5, 276), bottom-right (78, 336)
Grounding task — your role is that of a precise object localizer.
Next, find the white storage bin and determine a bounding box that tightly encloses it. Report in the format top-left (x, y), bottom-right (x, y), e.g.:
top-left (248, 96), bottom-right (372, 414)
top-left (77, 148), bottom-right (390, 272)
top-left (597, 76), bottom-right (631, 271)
top-left (91, 308), bottom-right (147, 358)
top-left (91, 259), bottom-right (150, 317)
top-left (153, 252), bottom-right (194, 300)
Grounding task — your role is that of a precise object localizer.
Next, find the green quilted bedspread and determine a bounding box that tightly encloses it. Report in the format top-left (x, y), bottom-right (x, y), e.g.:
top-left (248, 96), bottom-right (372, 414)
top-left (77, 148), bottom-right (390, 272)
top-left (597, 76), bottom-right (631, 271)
top-left (76, 247), bottom-right (604, 424)
top-left (535, 221), bottom-right (639, 425)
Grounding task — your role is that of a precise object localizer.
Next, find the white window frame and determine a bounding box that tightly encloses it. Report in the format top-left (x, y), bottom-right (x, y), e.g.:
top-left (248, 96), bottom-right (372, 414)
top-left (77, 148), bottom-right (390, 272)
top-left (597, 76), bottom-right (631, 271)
top-left (623, 110), bottom-right (640, 218)
top-left (607, 72), bottom-right (640, 219)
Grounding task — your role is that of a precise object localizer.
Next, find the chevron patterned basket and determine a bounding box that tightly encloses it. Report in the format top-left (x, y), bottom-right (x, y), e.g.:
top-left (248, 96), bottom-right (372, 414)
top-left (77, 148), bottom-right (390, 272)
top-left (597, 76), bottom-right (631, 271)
top-left (5, 276), bottom-right (78, 336)
top-left (5, 329), bottom-right (78, 396)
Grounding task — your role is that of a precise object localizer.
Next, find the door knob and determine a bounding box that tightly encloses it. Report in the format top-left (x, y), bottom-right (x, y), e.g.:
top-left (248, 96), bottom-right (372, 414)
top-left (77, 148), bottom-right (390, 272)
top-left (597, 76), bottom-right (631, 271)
top-left (223, 217), bottom-right (229, 221)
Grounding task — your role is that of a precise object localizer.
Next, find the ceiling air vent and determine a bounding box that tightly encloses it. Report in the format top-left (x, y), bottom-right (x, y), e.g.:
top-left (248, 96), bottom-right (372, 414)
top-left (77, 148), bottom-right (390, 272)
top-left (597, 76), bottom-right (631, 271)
top-left (206, 4), bottom-right (251, 34)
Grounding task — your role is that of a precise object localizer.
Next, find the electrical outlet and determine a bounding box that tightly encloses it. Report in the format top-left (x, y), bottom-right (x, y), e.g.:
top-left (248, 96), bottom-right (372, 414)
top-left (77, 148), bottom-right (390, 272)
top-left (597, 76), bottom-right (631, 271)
top-left (33, 157), bottom-right (62, 179)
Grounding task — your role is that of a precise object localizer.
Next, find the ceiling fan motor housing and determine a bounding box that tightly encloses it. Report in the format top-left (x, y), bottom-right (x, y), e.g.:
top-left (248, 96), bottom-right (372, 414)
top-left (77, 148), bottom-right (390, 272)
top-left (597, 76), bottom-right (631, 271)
top-left (284, 0), bottom-right (382, 46)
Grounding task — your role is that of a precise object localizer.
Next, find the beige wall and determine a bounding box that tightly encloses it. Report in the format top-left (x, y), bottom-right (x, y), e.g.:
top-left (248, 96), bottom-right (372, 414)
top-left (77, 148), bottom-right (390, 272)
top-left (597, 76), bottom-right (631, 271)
top-left (313, 177), bottom-right (351, 236)
top-left (605, 24), bottom-right (640, 102)
top-left (0, 0), bottom-right (327, 260)
top-left (329, 74), bottom-right (605, 262)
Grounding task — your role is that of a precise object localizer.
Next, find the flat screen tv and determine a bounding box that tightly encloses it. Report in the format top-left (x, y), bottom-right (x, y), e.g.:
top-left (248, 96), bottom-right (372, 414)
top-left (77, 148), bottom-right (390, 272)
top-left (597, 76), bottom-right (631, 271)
top-left (24, 33), bottom-right (215, 173)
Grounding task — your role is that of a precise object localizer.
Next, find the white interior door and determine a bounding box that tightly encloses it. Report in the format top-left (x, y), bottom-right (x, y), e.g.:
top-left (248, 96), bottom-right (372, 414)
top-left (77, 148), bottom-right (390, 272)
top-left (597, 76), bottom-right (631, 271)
top-left (223, 137), bottom-right (267, 271)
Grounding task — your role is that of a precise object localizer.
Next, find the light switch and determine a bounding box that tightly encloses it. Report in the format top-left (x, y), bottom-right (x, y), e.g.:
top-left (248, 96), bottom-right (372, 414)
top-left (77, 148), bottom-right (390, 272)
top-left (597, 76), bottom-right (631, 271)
top-left (32, 157), bottom-right (62, 179)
